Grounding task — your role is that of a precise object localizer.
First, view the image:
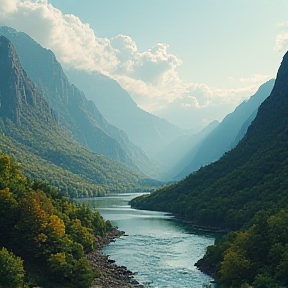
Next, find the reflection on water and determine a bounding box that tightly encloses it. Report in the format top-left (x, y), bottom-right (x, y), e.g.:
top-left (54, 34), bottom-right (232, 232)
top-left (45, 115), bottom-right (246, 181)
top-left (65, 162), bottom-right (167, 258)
top-left (78, 193), bottom-right (217, 288)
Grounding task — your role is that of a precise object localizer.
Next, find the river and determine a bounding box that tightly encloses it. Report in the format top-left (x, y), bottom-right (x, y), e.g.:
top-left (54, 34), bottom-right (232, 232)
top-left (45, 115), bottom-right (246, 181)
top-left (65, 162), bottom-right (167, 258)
top-left (79, 193), bottom-right (217, 288)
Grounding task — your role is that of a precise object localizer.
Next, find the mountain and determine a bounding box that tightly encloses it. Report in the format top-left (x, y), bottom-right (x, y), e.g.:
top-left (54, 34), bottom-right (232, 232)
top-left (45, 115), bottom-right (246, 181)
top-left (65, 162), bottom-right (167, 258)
top-left (64, 69), bottom-right (184, 158)
top-left (154, 120), bottom-right (219, 180)
top-left (176, 79), bottom-right (275, 180)
top-left (0, 35), bottom-right (148, 197)
top-left (130, 52), bottom-right (288, 231)
top-left (0, 26), bottom-right (156, 177)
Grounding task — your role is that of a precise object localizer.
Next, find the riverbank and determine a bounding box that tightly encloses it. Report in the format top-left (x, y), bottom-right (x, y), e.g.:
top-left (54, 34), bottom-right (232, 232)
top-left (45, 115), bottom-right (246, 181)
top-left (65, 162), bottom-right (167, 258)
top-left (87, 229), bottom-right (145, 288)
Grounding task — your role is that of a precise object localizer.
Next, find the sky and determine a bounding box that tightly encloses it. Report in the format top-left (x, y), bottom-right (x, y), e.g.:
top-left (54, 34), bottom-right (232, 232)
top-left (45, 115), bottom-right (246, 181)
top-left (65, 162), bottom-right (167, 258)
top-left (1, 0), bottom-right (288, 130)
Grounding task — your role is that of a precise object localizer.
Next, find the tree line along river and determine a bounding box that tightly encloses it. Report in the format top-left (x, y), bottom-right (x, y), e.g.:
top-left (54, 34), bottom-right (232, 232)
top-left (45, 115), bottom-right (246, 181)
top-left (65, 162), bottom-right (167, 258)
top-left (78, 193), bottom-right (219, 288)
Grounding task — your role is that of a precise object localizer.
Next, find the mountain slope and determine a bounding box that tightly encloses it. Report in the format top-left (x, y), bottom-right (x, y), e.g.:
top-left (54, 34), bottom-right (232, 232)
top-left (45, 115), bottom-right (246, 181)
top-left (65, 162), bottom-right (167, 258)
top-left (131, 53), bottom-right (288, 231)
top-left (64, 69), bottom-right (183, 158)
top-left (0, 35), bottom-right (146, 197)
top-left (154, 120), bottom-right (219, 180)
top-left (176, 79), bottom-right (275, 180)
top-left (0, 26), bottom-right (155, 176)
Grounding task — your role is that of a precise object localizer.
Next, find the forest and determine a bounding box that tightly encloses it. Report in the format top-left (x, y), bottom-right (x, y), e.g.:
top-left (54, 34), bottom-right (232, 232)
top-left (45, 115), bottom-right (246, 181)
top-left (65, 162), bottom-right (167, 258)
top-left (0, 152), bottom-right (112, 288)
top-left (197, 210), bottom-right (288, 287)
top-left (130, 50), bottom-right (288, 287)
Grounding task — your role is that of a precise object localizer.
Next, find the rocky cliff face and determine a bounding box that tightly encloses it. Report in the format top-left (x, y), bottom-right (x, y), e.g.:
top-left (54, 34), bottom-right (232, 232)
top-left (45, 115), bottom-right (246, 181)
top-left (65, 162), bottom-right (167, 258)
top-left (0, 35), bottom-right (55, 125)
top-left (0, 26), bottom-right (154, 176)
top-left (0, 35), bottom-right (147, 196)
top-left (247, 51), bottom-right (288, 139)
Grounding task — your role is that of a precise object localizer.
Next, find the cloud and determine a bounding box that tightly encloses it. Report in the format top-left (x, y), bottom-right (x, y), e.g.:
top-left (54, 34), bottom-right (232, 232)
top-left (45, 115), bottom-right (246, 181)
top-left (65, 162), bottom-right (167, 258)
top-left (0, 0), bottom-right (271, 130)
top-left (110, 35), bottom-right (182, 85)
top-left (275, 22), bottom-right (288, 52)
top-left (154, 83), bottom-right (263, 130)
top-left (275, 32), bottom-right (288, 52)
top-left (277, 21), bottom-right (288, 28)
top-left (0, 0), bottom-right (118, 72)
top-left (0, 0), bottom-right (19, 15)
top-left (239, 74), bottom-right (271, 84)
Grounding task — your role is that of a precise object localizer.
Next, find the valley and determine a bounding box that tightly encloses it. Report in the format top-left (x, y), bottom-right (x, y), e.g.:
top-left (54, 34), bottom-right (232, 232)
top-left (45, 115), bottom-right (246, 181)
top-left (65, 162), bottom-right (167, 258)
top-left (0, 14), bottom-right (288, 288)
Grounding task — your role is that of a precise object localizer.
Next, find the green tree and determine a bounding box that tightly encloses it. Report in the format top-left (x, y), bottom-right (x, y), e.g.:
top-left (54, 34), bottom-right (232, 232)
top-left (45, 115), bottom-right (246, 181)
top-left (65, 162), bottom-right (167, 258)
top-left (0, 188), bottom-right (17, 248)
top-left (66, 219), bottom-right (94, 252)
top-left (220, 248), bottom-right (252, 287)
top-left (275, 244), bottom-right (288, 286)
top-left (0, 247), bottom-right (25, 288)
top-left (48, 252), bottom-right (94, 288)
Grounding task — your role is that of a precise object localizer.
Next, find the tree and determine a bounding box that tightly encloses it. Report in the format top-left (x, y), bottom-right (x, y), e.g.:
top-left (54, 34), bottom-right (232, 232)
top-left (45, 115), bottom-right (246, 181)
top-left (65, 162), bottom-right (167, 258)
top-left (66, 219), bottom-right (94, 252)
top-left (0, 247), bottom-right (25, 288)
top-left (220, 248), bottom-right (252, 287)
top-left (0, 188), bottom-right (17, 248)
top-left (15, 191), bottom-right (54, 256)
top-left (275, 244), bottom-right (288, 286)
top-left (48, 252), bottom-right (94, 288)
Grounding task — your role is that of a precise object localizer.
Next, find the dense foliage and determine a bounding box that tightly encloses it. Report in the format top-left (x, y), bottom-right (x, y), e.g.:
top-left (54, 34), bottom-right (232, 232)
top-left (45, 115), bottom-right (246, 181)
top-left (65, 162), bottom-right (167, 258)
top-left (130, 51), bottom-right (288, 287)
top-left (199, 210), bottom-right (288, 287)
top-left (0, 115), bottom-right (144, 197)
top-left (130, 63), bottom-right (288, 230)
top-left (0, 153), bottom-right (111, 288)
top-left (130, 135), bottom-right (288, 231)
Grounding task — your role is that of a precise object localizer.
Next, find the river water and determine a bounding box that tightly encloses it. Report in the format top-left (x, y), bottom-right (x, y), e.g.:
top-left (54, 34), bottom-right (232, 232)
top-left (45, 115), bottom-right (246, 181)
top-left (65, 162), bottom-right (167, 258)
top-left (80, 193), bottom-right (217, 288)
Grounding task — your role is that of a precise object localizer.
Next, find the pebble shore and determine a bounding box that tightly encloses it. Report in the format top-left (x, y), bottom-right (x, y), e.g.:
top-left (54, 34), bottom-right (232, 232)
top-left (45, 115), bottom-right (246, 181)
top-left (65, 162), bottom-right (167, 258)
top-left (87, 229), bottom-right (145, 288)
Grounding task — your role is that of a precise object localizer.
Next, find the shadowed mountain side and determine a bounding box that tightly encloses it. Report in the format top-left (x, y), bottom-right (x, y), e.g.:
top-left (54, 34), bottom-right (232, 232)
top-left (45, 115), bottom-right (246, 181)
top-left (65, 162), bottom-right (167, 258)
top-left (176, 79), bottom-right (275, 180)
top-left (154, 120), bottom-right (219, 180)
top-left (130, 52), bottom-right (288, 231)
top-left (64, 69), bottom-right (184, 158)
top-left (229, 108), bottom-right (258, 150)
top-left (0, 26), bottom-right (158, 178)
top-left (0, 35), bottom-right (149, 197)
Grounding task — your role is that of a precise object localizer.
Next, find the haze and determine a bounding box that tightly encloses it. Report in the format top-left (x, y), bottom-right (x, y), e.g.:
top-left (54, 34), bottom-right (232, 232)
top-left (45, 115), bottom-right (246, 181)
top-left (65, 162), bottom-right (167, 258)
top-left (0, 0), bottom-right (288, 130)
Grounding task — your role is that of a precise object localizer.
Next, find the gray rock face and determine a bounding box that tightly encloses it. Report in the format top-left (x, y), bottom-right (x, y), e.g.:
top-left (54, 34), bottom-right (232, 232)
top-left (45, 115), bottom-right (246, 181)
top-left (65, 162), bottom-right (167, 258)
top-left (0, 26), bottom-right (154, 175)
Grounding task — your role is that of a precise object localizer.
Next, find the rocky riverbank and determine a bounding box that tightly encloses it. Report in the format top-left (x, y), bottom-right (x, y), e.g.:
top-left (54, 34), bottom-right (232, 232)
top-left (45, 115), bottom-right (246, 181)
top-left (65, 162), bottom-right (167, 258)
top-left (87, 229), bottom-right (145, 288)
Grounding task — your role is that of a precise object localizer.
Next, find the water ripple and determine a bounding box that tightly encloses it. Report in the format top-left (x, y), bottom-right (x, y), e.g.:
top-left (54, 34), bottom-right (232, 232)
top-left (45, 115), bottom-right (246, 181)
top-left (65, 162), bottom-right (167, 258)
top-left (80, 194), bottom-right (217, 288)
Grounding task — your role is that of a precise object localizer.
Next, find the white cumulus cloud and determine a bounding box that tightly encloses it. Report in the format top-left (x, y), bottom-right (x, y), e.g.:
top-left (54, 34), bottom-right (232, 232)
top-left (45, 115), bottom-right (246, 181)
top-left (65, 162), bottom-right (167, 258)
top-left (275, 32), bottom-right (288, 52)
top-left (0, 0), bottom-right (19, 15)
top-left (0, 0), bottom-right (271, 129)
top-left (275, 21), bottom-right (288, 53)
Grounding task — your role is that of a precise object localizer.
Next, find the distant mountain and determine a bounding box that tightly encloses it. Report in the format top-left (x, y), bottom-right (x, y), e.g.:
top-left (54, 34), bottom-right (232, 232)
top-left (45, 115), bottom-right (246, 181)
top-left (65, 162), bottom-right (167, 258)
top-left (154, 120), bottom-right (219, 180)
top-left (176, 79), bottom-right (275, 179)
top-left (131, 54), bottom-right (288, 231)
top-left (229, 108), bottom-right (258, 150)
top-left (0, 26), bottom-right (156, 177)
top-left (64, 69), bottom-right (184, 158)
top-left (0, 35), bottom-right (148, 197)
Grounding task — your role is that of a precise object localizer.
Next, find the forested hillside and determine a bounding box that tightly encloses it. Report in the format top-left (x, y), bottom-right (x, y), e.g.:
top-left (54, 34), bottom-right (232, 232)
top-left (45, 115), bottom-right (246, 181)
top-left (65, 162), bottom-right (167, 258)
top-left (0, 26), bottom-right (155, 177)
top-left (176, 79), bottom-right (274, 180)
top-left (0, 35), bottom-right (148, 197)
top-left (130, 66), bottom-right (287, 230)
top-left (131, 49), bottom-right (288, 287)
top-left (197, 210), bottom-right (288, 287)
top-left (0, 152), bottom-right (110, 288)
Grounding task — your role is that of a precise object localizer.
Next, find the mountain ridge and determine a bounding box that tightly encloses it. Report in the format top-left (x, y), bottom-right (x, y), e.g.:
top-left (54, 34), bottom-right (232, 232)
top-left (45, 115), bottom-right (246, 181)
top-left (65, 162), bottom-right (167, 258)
top-left (176, 79), bottom-right (275, 179)
top-left (0, 35), bottom-right (54, 125)
top-left (130, 52), bottom-right (287, 231)
top-left (0, 26), bottom-right (156, 177)
top-left (0, 35), bottom-right (149, 197)
top-left (154, 120), bottom-right (219, 180)
top-left (64, 69), bottom-right (184, 158)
